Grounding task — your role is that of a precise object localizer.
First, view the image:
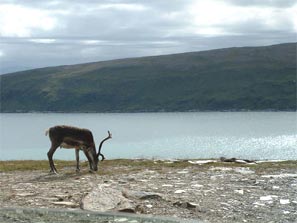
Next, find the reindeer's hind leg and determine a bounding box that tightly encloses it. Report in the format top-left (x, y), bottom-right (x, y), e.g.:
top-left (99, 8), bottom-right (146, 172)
top-left (47, 143), bottom-right (59, 174)
top-left (75, 148), bottom-right (80, 172)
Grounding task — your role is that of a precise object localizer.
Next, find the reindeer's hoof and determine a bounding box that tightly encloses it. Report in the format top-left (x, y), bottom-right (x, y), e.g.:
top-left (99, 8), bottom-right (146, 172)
top-left (50, 170), bottom-right (58, 175)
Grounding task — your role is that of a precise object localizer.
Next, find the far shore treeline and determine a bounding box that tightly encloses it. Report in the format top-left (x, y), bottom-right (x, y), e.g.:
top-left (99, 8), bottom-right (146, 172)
top-left (1, 43), bottom-right (296, 113)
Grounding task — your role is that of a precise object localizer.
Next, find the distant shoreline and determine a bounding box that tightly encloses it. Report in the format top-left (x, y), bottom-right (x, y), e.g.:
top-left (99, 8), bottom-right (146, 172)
top-left (1, 109), bottom-right (296, 114)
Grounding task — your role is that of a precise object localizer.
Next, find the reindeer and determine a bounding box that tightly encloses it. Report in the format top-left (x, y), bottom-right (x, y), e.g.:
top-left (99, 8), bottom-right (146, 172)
top-left (45, 125), bottom-right (112, 173)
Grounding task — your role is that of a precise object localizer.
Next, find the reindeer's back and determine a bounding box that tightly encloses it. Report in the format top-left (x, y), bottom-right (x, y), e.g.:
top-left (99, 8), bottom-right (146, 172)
top-left (48, 125), bottom-right (95, 144)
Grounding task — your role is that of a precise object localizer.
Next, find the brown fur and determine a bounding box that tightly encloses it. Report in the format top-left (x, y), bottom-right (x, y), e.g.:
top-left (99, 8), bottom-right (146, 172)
top-left (46, 125), bottom-right (98, 173)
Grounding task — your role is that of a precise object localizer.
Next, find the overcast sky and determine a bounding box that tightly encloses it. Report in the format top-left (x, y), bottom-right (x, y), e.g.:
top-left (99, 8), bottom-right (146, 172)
top-left (0, 0), bottom-right (296, 74)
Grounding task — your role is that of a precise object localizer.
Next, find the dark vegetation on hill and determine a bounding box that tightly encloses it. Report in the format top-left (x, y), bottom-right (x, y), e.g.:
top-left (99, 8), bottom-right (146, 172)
top-left (1, 43), bottom-right (296, 112)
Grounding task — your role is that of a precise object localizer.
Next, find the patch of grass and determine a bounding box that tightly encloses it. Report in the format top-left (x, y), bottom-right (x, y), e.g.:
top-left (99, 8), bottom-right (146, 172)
top-left (100, 159), bottom-right (193, 169)
top-left (204, 161), bottom-right (247, 168)
top-left (1, 159), bottom-right (296, 173)
top-left (250, 160), bottom-right (297, 174)
top-left (0, 159), bottom-right (193, 172)
top-left (0, 160), bottom-right (77, 172)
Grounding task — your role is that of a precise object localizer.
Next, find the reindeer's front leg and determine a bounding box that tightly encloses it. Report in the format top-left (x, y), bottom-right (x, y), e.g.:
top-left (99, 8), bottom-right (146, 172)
top-left (47, 143), bottom-right (59, 174)
top-left (75, 148), bottom-right (80, 172)
top-left (82, 149), bottom-right (93, 171)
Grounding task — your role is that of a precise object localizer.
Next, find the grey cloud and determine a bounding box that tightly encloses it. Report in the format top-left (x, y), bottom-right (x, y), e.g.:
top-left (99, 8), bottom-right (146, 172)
top-left (225, 0), bottom-right (297, 7)
top-left (0, 0), bottom-right (296, 74)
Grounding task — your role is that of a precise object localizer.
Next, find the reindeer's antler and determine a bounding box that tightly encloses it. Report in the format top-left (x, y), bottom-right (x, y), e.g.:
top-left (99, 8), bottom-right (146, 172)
top-left (97, 131), bottom-right (112, 159)
top-left (107, 130), bottom-right (112, 139)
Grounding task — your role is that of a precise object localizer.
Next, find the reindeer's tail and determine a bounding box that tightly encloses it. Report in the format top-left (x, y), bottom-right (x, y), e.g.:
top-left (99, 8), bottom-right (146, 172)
top-left (45, 129), bottom-right (49, 136)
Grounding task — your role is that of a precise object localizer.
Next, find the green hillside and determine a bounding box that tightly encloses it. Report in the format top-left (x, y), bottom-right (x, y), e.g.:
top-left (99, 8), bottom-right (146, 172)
top-left (1, 43), bottom-right (296, 112)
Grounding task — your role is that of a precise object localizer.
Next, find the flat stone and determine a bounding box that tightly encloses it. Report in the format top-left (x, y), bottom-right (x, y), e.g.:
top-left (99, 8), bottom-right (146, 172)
top-left (16, 193), bottom-right (35, 197)
top-left (280, 199), bottom-right (290, 205)
top-left (253, 202), bottom-right (265, 207)
top-left (187, 202), bottom-right (198, 208)
top-left (174, 190), bottom-right (186, 194)
top-left (82, 185), bottom-right (134, 212)
top-left (122, 190), bottom-right (162, 200)
top-left (52, 201), bottom-right (77, 208)
top-left (173, 201), bottom-right (197, 209)
top-left (259, 195), bottom-right (278, 201)
top-left (114, 218), bottom-right (129, 222)
top-left (188, 160), bottom-right (216, 165)
top-left (261, 174), bottom-right (297, 178)
top-left (234, 189), bottom-right (244, 195)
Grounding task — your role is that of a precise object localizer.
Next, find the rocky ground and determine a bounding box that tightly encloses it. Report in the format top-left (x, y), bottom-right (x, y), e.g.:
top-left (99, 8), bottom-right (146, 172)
top-left (0, 159), bottom-right (297, 223)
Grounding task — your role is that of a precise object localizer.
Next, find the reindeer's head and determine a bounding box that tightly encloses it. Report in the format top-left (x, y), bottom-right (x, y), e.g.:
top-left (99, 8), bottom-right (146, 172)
top-left (84, 146), bottom-right (99, 171)
top-left (88, 131), bottom-right (112, 171)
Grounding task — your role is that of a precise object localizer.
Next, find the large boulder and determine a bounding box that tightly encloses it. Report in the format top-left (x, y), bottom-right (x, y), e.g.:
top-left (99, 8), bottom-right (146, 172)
top-left (81, 184), bottom-right (134, 212)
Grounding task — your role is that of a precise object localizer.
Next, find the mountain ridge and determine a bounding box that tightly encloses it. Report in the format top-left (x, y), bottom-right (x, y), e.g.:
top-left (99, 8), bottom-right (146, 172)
top-left (2, 42), bottom-right (294, 75)
top-left (1, 42), bottom-right (296, 112)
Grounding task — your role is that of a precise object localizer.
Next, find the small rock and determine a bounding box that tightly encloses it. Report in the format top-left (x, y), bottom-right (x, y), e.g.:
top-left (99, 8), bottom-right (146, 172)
top-left (280, 199), bottom-right (290, 205)
top-left (234, 189), bottom-right (244, 195)
top-left (118, 180), bottom-right (127, 184)
top-left (253, 202), bottom-right (265, 207)
top-left (52, 201), bottom-right (77, 208)
top-left (145, 204), bottom-right (153, 208)
top-left (173, 201), bottom-right (197, 209)
top-left (38, 197), bottom-right (59, 201)
top-left (175, 182), bottom-right (186, 185)
top-left (126, 177), bottom-right (136, 182)
top-left (118, 208), bottom-right (135, 213)
top-left (260, 195), bottom-right (274, 201)
top-left (122, 190), bottom-right (162, 200)
top-left (114, 218), bottom-right (128, 222)
top-left (174, 190), bottom-right (186, 194)
top-left (173, 201), bottom-right (182, 206)
top-left (16, 193), bottom-right (35, 197)
top-left (187, 202), bottom-right (198, 208)
top-left (55, 194), bottom-right (68, 199)
top-left (188, 160), bottom-right (216, 165)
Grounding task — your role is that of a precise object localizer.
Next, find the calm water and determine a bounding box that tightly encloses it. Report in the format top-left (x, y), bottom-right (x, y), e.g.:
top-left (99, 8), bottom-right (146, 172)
top-left (0, 112), bottom-right (296, 160)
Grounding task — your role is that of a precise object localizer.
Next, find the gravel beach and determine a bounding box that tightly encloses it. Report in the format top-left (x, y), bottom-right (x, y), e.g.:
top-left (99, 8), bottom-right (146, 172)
top-left (0, 159), bottom-right (296, 222)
